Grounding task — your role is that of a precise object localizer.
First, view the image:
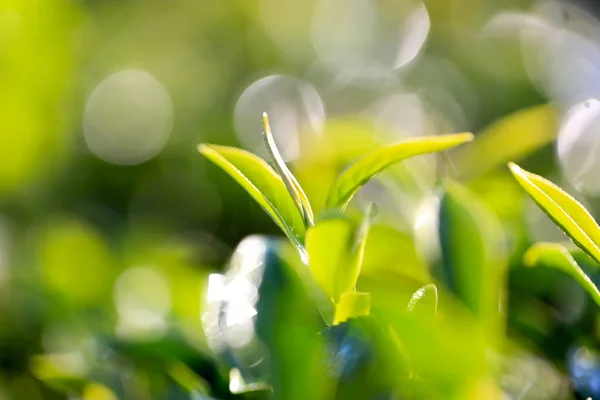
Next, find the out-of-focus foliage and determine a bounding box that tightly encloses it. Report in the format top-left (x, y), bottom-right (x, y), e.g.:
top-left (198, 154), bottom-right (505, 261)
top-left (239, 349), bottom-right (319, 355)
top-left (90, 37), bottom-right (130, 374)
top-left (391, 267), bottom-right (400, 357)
top-left (438, 181), bottom-right (508, 341)
top-left (453, 104), bottom-right (558, 179)
top-left (5, 0), bottom-right (600, 398)
top-left (524, 242), bottom-right (600, 307)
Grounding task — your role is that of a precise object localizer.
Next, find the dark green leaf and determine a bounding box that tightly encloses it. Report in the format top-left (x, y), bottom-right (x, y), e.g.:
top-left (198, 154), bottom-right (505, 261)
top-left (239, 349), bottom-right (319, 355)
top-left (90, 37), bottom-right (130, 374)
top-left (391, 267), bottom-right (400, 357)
top-left (438, 182), bottom-right (508, 337)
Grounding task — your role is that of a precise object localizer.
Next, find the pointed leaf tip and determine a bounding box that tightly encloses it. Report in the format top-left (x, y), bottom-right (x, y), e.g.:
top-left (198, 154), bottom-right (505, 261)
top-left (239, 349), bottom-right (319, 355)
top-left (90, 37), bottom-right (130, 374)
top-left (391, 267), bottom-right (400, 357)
top-left (462, 132), bottom-right (475, 142)
top-left (509, 163), bottom-right (600, 264)
top-left (197, 143), bottom-right (208, 154)
top-left (508, 162), bottom-right (520, 173)
top-left (261, 112), bottom-right (314, 227)
top-left (262, 112), bottom-right (270, 132)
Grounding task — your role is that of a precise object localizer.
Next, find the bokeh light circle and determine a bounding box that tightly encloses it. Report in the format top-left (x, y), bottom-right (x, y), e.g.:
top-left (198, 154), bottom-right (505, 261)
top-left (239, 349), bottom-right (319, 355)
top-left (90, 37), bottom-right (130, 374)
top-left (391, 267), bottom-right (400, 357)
top-left (84, 69), bottom-right (173, 165)
top-left (113, 266), bottom-right (172, 340)
top-left (557, 99), bottom-right (600, 195)
top-left (311, 0), bottom-right (430, 80)
top-left (234, 75), bottom-right (325, 161)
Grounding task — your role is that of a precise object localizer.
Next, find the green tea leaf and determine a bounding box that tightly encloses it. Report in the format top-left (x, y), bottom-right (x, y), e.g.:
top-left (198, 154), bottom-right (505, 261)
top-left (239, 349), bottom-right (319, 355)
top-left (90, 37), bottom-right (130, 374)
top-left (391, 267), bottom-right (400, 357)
top-left (262, 113), bottom-right (314, 226)
top-left (524, 242), bottom-right (600, 307)
top-left (406, 284), bottom-right (438, 318)
top-left (361, 224), bottom-right (429, 282)
top-left (333, 291), bottom-right (371, 325)
top-left (306, 216), bottom-right (354, 301)
top-left (326, 133), bottom-right (474, 210)
top-left (305, 210), bottom-right (372, 302)
top-left (454, 104), bottom-right (558, 178)
top-left (293, 118), bottom-right (380, 213)
top-left (509, 162), bottom-right (600, 264)
top-left (198, 144), bottom-right (305, 246)
top-left (438, 182), bottom-right (507, 337)
top-left (356, 224), bottom-right (430, 319)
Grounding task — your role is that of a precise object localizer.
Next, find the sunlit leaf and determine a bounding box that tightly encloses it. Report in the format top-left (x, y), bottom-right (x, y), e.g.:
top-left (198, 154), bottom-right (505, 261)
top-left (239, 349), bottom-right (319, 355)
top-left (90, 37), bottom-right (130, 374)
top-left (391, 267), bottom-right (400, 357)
top-left (82, 383), bottom-right (118, 400)
top-left (306, 215), bottom-right (354, 301)
top-left (306, 209), bottom-right (373, 302)
top-left (406, 284), bottom-right (438, 318)
top-left (354, 223), bottom-right (431, 318)
top-left (524, 242), bottom-right (600, 307)
top-left (326, 133), bottom-right (474, 210)
top-left (294, 118), bottom-right (380, 213)
top-left (361, 224), bottom-right (429, 282)
top-left (333, 291), bottom-right (371, 325)
top-left (454, 104), bottom-right (558, 178)
top-left (438, 181), bottom-right (508, 338)
top-left (30, 354), bottom-right (87, 394)
top-left (262, 113), bottom-right (314, 226)
top-left (198, 144), bottom-right (306, 246)
top-left (509, 162), bottom-right (600, 264)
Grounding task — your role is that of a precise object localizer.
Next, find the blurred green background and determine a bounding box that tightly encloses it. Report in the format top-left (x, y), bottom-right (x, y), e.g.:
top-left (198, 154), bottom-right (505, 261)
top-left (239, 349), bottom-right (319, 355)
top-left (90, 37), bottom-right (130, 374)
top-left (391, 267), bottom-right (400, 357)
top-left (4, 0), bottom-right (600, 398)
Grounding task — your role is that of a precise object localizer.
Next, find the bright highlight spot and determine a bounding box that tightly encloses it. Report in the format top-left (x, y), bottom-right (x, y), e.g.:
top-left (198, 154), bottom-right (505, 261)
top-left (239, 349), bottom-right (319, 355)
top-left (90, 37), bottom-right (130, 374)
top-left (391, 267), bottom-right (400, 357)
top-left (311, 0), bottom-right (430, 79)
top-left (234, 75), bottom-right (324, 161)
top-left (394, 3), bottom-right (431, 69)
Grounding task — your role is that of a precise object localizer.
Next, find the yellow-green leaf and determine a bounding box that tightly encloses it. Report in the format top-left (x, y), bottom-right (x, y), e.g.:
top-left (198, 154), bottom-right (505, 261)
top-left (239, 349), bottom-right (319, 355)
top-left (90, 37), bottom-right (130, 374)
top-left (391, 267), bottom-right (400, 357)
top-left (83, 383), bottom-right (118, 400)
top-left (326, 133), bottom-right (474, 210)
top-left (333, 291), bottom-right (371, 325)
top-left (198, 144), bottom-right (305, 245)
top-left (305, 211), bottom-right (371, 302)
top-left (262, 113), bottom-right (314, 226)
top-left (524, 242), bottom-right (600, 307)
top-left (509, 162), bottom-right (600, 264)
